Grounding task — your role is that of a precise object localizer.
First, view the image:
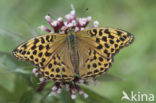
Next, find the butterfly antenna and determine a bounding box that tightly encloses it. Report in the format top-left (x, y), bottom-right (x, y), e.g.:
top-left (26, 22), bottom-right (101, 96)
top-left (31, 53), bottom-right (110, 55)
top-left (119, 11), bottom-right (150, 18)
top-left (79, 8), bottom-right (89, 17)
top-left (70, 4), bottom-right (88, 17)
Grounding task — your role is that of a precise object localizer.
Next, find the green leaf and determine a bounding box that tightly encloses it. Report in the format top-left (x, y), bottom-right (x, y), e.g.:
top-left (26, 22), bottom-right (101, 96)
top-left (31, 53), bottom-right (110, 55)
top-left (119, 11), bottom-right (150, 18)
top-left (80, 87), bottom-right (113, 103)
top-left (60, 89), bottom-right (75, 103)
top-left (96, 73), bottom-right (122, 82)
top-left (0, 52), bottom-right (18, 69)
top-left (18, 90), bottom-right (34, 103)
top-left (0, 51), bottom-right (32, 92)
top-left (0, 51), bottom-right (32, 73)
top-left (0, 68), bottom-right (16, 92)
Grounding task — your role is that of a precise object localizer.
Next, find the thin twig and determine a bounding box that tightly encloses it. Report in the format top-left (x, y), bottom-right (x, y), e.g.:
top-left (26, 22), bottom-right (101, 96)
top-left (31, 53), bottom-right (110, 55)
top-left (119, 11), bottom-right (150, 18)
top-left (36, 81), bottom-right (47, 92)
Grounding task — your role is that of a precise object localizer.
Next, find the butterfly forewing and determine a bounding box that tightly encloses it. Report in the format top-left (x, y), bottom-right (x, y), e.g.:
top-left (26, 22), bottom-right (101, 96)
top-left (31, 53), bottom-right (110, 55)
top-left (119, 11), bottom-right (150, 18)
top-left (13, 34), bottom-right (64, 66)
top-left (77, 28), bottom-right (134, 58)
top-left (76, 28), bottom-right (134, 78)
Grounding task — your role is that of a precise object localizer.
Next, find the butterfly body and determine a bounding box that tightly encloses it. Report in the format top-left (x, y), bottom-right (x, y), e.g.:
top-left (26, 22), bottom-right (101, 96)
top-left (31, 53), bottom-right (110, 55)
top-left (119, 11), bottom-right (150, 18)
top-left (13, 28), bottom-right (134, 82)
top-left (66, 29), bottom-right (79, 73)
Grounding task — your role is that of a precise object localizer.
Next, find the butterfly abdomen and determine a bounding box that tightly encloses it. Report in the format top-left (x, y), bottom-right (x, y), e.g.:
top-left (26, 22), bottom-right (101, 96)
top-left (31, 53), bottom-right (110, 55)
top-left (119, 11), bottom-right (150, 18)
top-left (66, 32), bottom-right (80, 73)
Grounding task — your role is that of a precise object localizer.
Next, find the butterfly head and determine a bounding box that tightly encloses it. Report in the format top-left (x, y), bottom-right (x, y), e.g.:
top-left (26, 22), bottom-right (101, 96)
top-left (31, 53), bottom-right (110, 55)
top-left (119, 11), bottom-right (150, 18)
top-left (67, 27), bottom-right (75, 35)
top-left (66, 27), bottom-right (77, 44)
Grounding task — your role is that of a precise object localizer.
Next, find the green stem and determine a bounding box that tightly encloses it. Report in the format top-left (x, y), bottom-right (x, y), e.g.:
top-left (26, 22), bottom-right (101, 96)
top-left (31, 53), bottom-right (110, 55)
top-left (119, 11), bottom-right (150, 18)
top-left (60, 89), bottom-right (75, 103)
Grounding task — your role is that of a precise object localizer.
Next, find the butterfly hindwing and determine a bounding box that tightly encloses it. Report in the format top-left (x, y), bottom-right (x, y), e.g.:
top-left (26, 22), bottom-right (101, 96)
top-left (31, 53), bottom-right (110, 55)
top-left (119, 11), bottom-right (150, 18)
top-left (40, 53), bottom-right (74, 82)
top-left (79, 49), bottom-right (113, 78)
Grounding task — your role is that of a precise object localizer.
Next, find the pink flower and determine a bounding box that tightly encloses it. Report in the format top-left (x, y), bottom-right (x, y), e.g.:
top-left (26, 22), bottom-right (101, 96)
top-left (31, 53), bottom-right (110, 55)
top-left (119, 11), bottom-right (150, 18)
top-left (39, 7), bottom-right (99, 34)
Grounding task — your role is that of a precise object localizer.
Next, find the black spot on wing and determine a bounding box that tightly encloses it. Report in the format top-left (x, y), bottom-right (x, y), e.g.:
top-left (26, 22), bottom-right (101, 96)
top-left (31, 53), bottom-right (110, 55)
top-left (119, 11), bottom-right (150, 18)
top-left (94, 69), bottom-right (99, 73)
top-left (21, 51), bottom-right (26, 55)
top-left (45, 52), bottom-right (52, 56)
top-left (109, 40), bottom-right (114, 44)
top-left (34, 38), bottom-right (39, 44)
top-left (93, 29), bottom-right (97, 35)
top-left (46, 35), bottom-right (50, 42)
top-left (48, 64), bottom-right (52, 68)
top-left (102, 36), bottom-right (107, 42)
top-left (97, 44), bottom-right (103, 49)
top-left (22, 43), bottom-right (27, 49)
top-left (40, 37), bottom-right (45, 43)
top-left (39, 45), bottom-right (44, 50)
top-left (31, 45), bottom-right (36, 50)
top-left (104, 43), bottom-right (109, 48)
top-left (38, 52), bottom-right (43, 57)
top-left (33, 50), bottom-right (37, 55)
top-left (96, 38), bottom-right (100, 43)
top-left (99, 29), bottom-right (103, 36)
top-left (116, 30), bottom-right (122, 36)
top-left (46, 45), bottom-right (50, 50)
top-left (56, 68), bottom-right (60, 73)
top-left (42, 58), bottom-right (45, 62)
top-left (89, 29), bottom-right (97, 37)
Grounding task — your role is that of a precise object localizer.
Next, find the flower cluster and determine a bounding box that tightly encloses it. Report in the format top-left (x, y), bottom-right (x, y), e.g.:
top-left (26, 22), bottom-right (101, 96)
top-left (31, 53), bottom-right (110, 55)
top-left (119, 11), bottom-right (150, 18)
top-left (39, 8), bottom-right (99, 34)
top-left (34, 7), bottom-right (99, 99)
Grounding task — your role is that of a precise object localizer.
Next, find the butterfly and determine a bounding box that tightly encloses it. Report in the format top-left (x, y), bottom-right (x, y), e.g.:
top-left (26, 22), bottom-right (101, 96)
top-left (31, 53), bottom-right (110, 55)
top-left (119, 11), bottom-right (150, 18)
top-left (12, 28), bottom-right (134, 82)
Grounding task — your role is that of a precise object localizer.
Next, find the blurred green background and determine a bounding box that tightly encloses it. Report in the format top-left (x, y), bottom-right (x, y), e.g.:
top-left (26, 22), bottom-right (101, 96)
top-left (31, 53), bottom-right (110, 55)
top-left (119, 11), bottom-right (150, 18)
top-left (0, 0), bottom-right (156, 103)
